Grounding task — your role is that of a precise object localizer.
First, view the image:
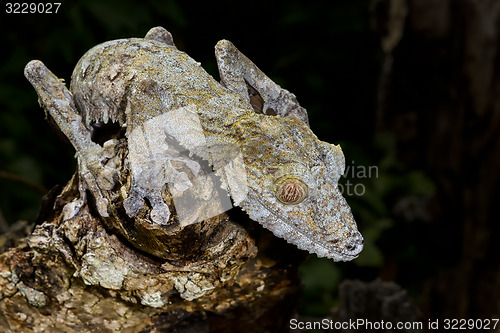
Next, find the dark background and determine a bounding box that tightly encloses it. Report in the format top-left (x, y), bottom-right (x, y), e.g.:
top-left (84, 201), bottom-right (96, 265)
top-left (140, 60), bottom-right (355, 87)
top-left (1, 0), bottom-right (498, 326)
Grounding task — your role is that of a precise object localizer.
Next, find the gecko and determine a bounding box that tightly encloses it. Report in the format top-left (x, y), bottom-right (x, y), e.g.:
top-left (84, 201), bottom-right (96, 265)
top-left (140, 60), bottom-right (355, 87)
top-left (24, 27), bottom-right (363, 261)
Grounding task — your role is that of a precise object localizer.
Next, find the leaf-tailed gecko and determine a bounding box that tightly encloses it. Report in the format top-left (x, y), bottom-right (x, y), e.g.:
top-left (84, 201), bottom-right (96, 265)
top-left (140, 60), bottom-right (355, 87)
top-left (24, 27), bottom-right (363, 261)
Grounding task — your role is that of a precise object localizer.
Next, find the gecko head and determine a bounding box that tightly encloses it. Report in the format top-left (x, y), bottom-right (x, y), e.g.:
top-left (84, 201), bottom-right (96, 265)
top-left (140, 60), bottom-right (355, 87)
top-left (238, 115), bottom-right (363, 261)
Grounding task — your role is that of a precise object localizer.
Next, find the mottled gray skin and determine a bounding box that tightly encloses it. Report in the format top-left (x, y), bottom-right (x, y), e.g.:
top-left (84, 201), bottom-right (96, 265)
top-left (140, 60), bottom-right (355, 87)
top-left (24, 27), bottom-right (363, 261)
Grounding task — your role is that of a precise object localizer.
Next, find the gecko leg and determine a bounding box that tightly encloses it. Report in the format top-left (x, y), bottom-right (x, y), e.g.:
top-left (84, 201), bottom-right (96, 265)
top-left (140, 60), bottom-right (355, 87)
top-left (214, 40), bottom-right (309, 125)
top-left (24, 60), bottom-right (117, 217)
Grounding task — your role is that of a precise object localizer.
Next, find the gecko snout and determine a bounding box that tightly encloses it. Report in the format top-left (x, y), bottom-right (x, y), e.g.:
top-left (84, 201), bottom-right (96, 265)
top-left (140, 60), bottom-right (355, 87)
top-left (344, 232), bottom-right (364, 254)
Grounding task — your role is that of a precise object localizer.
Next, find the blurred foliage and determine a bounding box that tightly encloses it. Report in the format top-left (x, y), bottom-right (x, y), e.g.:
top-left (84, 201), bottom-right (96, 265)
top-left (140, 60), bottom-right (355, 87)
top-left (0, 0), bottom-right (436, 319)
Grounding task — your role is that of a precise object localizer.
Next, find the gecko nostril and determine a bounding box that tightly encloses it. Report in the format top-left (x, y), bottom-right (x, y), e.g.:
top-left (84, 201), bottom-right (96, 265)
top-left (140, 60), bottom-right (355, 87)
top-left (345, 244), bottom-right (356, 251)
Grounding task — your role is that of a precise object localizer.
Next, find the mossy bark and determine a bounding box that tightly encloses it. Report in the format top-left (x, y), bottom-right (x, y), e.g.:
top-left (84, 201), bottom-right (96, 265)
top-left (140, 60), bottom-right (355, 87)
top-left (0, 173), bottom-right (305, 332)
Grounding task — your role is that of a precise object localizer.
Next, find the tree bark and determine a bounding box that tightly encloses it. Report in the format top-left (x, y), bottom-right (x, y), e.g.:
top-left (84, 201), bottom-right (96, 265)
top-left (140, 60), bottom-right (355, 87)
top-left (374, 0), bottom-right (500, 319)
top-left (0, 172), bottom-right (305, 332)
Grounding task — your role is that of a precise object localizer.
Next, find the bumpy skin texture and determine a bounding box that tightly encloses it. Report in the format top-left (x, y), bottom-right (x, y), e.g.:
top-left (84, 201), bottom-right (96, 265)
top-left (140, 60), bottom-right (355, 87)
top-left (24, 27), bottom-right (363, 261)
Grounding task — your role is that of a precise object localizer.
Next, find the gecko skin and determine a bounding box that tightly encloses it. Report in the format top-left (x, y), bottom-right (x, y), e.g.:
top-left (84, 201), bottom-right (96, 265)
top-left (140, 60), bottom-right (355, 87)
top-left (24, 27), bottom-right (363, 261)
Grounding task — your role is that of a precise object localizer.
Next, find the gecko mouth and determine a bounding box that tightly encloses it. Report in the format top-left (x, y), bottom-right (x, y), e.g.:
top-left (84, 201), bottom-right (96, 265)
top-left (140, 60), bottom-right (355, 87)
top-left (314, 230), bottom-right (364, 261)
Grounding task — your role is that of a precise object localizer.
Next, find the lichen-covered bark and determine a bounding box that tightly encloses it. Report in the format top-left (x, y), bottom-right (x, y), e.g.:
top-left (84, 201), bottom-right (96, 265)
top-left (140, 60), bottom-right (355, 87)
top-left (0, 173), bottom-right (304, 332)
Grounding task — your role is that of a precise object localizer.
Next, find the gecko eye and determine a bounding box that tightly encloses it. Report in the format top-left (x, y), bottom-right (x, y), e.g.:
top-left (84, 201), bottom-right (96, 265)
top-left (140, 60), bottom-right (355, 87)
top-left (274, 177), bottom-right (308, 205)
